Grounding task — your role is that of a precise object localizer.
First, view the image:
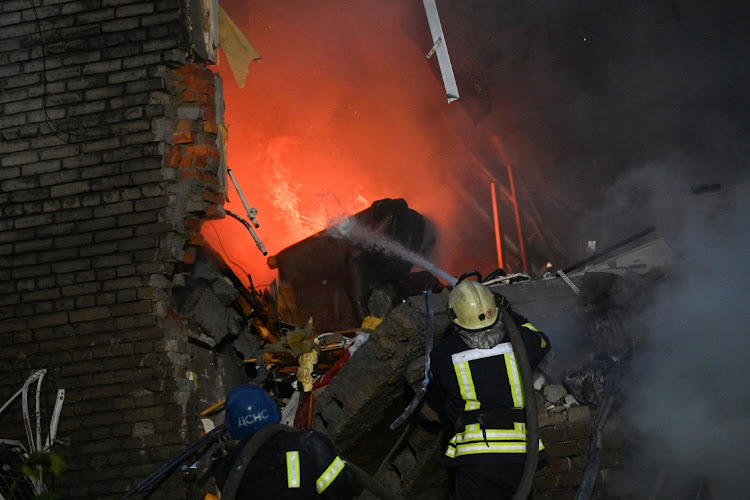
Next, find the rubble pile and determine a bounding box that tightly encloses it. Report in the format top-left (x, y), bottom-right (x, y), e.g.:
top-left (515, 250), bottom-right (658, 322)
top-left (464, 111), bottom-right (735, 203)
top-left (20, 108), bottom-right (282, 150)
top-left (174, 207), bottom-right (669, 499)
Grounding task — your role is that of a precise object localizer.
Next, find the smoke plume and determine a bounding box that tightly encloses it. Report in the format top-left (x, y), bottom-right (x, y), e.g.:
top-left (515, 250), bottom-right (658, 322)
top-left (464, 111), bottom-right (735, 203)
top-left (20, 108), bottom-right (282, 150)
top-left (586, 165), bottom-right (750, 497)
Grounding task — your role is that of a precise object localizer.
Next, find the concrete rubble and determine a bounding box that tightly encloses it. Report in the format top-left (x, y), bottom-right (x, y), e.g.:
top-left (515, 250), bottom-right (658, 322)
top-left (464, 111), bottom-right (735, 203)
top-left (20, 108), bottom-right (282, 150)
top-left (170, 199), bottom-right (671, 498)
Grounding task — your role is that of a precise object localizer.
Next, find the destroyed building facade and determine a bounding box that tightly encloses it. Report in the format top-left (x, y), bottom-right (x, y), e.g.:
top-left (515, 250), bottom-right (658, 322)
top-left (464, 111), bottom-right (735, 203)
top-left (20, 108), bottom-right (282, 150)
top-left (1, 1), bottom-right (671, 499)
top-left (0, 1), bottom-right (248, 497)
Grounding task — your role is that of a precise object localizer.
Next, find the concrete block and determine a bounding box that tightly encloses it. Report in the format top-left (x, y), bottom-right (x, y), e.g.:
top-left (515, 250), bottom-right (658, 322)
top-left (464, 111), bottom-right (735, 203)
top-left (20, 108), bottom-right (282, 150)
top-left (544, 384), bottom-right (568, 404)
top-left (567, 404), bottom-right (592, 424)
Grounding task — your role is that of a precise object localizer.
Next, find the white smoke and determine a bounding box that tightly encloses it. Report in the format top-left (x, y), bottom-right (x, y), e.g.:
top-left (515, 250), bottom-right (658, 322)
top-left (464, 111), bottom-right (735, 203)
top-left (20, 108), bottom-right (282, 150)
top-left (591, 165), bottom-right (750, 497)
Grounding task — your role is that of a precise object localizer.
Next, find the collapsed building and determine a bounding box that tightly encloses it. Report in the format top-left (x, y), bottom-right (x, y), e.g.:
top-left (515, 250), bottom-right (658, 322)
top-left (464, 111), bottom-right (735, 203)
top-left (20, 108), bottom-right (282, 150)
top-left (0, 1), bottom-right (740, 500)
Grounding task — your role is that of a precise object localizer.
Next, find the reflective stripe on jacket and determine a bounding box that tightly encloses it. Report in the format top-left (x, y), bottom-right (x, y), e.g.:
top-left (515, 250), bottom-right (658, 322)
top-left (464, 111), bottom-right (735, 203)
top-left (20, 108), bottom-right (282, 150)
top-left (285, 451), bottom-right (347, 493)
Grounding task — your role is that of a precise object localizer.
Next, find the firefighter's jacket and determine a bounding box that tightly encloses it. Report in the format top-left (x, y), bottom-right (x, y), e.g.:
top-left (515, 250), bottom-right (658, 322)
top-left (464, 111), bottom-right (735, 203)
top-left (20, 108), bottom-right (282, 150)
top-left (430, 308), bottom-right (551, 467)
top-left (214, 429), bottom-right (362, 499)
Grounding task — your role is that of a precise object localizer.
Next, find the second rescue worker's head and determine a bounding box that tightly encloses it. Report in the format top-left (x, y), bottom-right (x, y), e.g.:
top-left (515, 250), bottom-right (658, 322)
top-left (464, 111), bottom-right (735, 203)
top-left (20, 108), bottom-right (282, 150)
top-left (225, 384), bottom-right (282, 440)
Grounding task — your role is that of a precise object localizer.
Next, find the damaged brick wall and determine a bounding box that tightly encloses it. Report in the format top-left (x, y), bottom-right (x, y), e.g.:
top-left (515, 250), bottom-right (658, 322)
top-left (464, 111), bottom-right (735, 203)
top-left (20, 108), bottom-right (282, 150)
top-left (0, 1), bottom-right (241, 498)
top-left (535, 397), bottom-right (629, 500)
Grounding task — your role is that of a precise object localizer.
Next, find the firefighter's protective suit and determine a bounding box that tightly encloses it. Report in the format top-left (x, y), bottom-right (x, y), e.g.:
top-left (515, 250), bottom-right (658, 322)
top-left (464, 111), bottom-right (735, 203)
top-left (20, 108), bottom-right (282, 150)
top-left (215, 384), bottom-right (362, 499)
top-left (430, 280), bottom-right (551, 499)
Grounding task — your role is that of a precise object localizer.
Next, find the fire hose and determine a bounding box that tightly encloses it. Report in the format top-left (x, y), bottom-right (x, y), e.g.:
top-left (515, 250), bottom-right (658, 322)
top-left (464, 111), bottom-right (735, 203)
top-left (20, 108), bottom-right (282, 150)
top-left (501, 307), bottom-right (539, 500)
top-left (222, 423), bottom-right (404, 500)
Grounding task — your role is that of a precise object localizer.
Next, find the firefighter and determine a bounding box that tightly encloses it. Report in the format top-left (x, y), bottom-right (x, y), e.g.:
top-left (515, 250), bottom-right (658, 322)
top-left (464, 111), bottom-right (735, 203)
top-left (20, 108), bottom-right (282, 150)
top-left (429, 276), bottom-right (551, 499)
top-left (214, 384), bottom-right (362, 499)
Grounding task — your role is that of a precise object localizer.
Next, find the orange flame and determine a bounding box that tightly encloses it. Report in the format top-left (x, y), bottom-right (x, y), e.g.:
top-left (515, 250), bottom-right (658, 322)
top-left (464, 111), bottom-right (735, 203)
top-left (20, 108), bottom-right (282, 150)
top-left (202, 1), bottom-right (498, 289)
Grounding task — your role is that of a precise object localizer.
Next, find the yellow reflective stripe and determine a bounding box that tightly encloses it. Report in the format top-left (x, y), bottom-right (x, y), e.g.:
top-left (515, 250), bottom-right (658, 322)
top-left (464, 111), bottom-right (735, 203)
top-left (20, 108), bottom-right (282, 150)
top-left (451, 423), bottom-right (526, 443)
top-left (445, 439), bottom-right (545, 458)
top-left (522, 322), bottom-right (546, 347)
top-left (286, 451), bottom-right (300, 488)
top-left (453, 361), bottom-right (480, 411)
top-left (316, 456), bottom-right (345, 493)
top-left (504, 352), bottom-right (524, 408)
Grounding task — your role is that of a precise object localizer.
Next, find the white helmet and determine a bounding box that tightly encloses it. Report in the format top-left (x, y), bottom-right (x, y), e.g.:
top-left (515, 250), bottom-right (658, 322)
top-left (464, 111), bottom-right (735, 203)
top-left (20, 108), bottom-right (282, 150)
top-left (448, 279), bottom-right (499, 330)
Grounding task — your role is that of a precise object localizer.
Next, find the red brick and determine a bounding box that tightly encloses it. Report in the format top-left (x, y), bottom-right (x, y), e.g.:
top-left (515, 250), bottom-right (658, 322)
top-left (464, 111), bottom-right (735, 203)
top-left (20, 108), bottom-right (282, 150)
top-left (205, 204), bottom-right (223, 219)
top-left (184, 216), bottom-right (201, 231)
top-left (176, 119), bottom-right (192, 132)
top-left (185, 144), bottom-right (210, 157)
top-left (183, 87), bottom-right (200, 102)
top-left (187, 232), bottom-right (205, 245)
top-left (203, 122), bottom-right (218, 135)
top-left (183, 248), bottom-right (196, 264)
top-left (178, 154), bottom-right (193, 168)
top-left (166, 145), bottom-right (181, 167)
top-left (203, 190), bottom-right (224, 205)
top-left (172, 130), bottom-right (195, 144)
top-left (200, 171), bottom-right (219, 185)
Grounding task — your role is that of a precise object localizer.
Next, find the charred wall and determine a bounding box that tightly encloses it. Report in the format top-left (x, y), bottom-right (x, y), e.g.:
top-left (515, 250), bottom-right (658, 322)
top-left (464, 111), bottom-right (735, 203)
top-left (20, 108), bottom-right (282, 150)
top-left (0, 1), bottom-right (240, 498)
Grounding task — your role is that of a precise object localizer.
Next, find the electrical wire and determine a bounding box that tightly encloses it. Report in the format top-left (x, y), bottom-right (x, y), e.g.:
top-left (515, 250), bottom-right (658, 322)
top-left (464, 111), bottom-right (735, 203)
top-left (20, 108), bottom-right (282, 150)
top-left (206, 220), bottom-right (252, 280)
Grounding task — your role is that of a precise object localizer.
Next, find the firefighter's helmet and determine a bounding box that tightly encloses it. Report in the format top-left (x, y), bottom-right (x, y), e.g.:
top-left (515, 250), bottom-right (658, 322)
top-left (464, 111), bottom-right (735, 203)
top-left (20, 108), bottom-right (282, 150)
top-left (448, 279), bottom-right (499, 331)
top-left (225, 384), bottom-right (281, 439)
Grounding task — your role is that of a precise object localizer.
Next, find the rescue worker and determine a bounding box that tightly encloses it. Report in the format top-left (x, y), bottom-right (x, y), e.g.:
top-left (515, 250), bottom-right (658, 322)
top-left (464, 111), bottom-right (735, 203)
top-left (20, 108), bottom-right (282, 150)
top-left (429, 275), bottom-right (551, 499)
top-left (214, 384), bottom-right (363, 499)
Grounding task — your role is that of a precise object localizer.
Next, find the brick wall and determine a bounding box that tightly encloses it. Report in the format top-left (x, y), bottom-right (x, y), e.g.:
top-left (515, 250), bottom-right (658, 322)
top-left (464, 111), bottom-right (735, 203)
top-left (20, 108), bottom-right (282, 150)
top-left (0, 1), bottom-right (234, 498)
top-left (535, 404), bottom-right (630, 499)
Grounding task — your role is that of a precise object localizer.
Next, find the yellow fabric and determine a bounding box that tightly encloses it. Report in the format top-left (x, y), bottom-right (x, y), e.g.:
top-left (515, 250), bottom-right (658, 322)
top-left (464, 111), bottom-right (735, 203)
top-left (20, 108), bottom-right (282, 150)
top-left (297, 350), bottom-right (319, 392)
top-left (217, 5), bottom-right (261, 87)
top-left (360, 316), bottom-right (383, 330)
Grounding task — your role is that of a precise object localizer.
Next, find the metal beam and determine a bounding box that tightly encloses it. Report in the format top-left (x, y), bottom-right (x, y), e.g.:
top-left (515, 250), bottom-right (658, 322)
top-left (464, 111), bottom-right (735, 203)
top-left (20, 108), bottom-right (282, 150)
top-left (422, 0), bottom-right (459, 102)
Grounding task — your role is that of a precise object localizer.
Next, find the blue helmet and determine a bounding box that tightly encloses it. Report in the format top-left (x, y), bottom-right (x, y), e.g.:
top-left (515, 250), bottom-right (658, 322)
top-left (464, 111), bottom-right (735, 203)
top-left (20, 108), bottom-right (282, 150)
top-left (225, 384), bottom-right (281, 439)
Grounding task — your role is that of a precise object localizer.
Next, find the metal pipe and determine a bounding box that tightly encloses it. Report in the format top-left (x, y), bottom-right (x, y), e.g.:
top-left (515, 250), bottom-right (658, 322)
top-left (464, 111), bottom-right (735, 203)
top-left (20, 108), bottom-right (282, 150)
top-left (227, 168), bottom-right (259, 228)
top-left (506, 162), bottom-right (528, 273)
top-left (491, 182), bottom-right (504, 270)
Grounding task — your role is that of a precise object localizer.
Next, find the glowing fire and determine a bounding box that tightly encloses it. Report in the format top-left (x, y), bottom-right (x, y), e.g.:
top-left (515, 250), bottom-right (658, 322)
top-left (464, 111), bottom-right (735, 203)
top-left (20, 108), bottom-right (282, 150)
top-left (201, 0), bottom-right (499, 289)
